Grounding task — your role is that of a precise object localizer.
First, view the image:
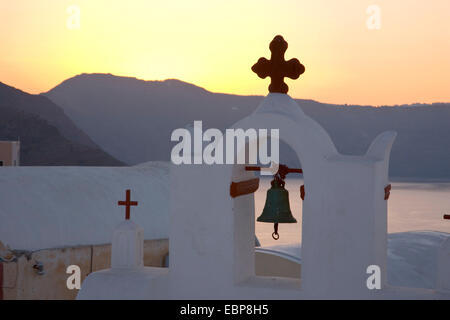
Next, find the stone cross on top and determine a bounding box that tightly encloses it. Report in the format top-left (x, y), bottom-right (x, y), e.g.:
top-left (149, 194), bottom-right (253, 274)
top-left (118, 189), bottom-right (138, 220)
top-left (252, 35), bottom-right (305, 94)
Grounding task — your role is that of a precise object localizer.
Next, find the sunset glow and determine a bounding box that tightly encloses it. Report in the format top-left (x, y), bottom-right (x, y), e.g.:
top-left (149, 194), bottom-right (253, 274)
top-left (1, 0), bottom-right (450, 105)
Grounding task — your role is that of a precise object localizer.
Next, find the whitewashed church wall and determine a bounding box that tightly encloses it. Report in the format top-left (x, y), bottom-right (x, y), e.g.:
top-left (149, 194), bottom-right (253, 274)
top-left (0, 162), bottom-right (169, 251)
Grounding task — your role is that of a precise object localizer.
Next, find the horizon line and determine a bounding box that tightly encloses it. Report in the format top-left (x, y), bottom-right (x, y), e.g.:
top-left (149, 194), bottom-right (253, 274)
top-left (3, 73), bottom-right (450, 108)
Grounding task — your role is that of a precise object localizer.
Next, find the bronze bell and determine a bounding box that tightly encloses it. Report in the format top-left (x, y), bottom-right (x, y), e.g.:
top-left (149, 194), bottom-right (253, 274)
top-left (258, 178), bottom-right (297, 223)
top-left (246, 164), bottom-right (302, 240)
top-left (257, 178), bottom-right (297, 240)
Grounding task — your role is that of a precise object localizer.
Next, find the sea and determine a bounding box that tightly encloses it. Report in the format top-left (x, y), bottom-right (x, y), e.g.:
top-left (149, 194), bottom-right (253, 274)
top-left (255, 178), bottom-right (450, 247)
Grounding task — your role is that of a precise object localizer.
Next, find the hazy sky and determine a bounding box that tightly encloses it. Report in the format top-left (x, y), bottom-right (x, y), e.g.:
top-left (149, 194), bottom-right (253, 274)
top-left (1, 0), bottom-right (449, 105)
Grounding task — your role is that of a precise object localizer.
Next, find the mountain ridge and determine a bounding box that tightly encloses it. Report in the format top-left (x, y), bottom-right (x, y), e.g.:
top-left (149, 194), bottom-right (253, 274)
top-left (45, 73), bottom-right (450, 107)
top-left (0, 81), bottom-right (124, 166)
top-left (40, 73), bottom-right (450, 178)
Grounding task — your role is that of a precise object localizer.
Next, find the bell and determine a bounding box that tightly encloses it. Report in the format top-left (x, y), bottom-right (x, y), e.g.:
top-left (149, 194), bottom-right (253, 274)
top-left (257, 178), bottom-right (297, 240)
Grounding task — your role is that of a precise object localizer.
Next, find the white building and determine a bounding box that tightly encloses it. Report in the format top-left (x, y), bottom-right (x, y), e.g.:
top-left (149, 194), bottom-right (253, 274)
top-left (77, 93), bottom-right (450, 300)
top-left (0, 162), bottom-right (170, 299)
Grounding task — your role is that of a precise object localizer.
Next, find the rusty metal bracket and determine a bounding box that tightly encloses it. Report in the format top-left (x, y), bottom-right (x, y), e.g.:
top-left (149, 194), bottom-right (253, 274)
top-left (230, 178), bottom-right (260, 198)
top-left (384, 184), bottom-right (392, 200)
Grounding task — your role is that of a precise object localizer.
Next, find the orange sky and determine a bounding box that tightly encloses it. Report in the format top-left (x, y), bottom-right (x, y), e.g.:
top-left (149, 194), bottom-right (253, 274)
top-left (1, 0), bottom-right (449, 106)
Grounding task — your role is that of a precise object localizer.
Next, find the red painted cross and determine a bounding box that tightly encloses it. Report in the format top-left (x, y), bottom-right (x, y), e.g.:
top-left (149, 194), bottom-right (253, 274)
top-left (251, 35), bottom-right (305, 94)
top-left (118, 189), bottom-right (138, 220)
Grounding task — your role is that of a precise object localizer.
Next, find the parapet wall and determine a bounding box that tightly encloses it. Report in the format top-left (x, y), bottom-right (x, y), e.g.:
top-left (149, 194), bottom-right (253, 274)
top-left (0, 239), bottom-right (168, 300)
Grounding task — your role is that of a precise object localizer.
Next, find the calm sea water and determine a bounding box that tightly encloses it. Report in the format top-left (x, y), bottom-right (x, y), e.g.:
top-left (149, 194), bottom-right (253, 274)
top-left (255, 178), bottom-right (450, 247)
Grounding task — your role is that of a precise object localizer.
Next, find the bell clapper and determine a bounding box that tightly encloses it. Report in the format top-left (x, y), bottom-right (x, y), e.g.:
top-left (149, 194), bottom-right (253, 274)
top-left (272, 223), bottom-right (280, 240)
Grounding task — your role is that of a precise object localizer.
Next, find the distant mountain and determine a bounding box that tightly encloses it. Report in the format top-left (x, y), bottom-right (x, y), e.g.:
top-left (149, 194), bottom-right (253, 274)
top-left (45, 73), bottom-right (450, 179)
top-left (298, 100), bottom-right (450, 179)
top-left (45, 73), bottom-right (262, 165)
top-left (0, 82), bottom-right (99, 148)
top-left (0, 82), bottom-right (124, 166)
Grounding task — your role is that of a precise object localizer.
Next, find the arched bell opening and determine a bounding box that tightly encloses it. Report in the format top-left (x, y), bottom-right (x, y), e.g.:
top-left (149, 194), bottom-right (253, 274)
top-left (253, 141), bottom-right (303, 280)
top-left (229, 135), bottom-right (306, 285)
top-left (255, 140), bottom-right (303, 246)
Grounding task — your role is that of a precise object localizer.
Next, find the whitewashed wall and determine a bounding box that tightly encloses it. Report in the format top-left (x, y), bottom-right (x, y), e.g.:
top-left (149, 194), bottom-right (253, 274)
top-left (0, 162), bottom-right (169, 251)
